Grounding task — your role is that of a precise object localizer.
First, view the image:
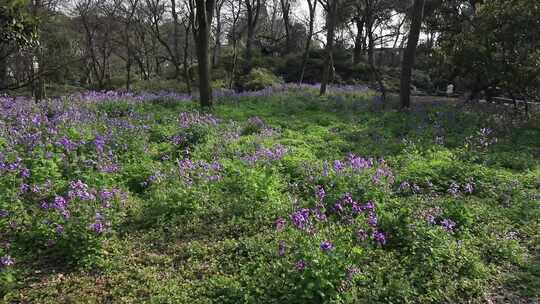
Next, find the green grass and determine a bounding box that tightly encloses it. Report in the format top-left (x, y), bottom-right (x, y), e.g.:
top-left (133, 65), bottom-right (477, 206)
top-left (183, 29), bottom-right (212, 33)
top-left (2, 91), bottom-right (539, 303)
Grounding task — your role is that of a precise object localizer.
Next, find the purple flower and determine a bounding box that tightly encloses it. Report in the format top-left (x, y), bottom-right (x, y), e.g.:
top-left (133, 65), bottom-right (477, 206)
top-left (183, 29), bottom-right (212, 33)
top-left (315, 185), bottom-right (326, 201)
top-left (20, 167), bottom-right (30, 179)
top-left (367, 212), bottom-right (378, 227)
top-left (447, 182), bottom-right (460, 196)
top-left (68, 180), bottom-right (95, 201)
top-left (341, 193), bottom-right (354, 205)
top-left (441, 219), bottom-right (456, 232)
top-left (52, 196), bottom-right (67, 210)
top-left (347, 154), bottom-right (372, 171)
top-left (0, 210), bottom-right (8, 218)
top-left (277, 241), bottom-right (286, 257)
top-left (99, 189), bottom-right (115, 201)
top-left (426, 214), bottom-right (436, 225)
top-left (463, 182), bottom-right (474, 194)
top-left (31, 185), bottom-right (40, 193)
top-left (60, 209), bottom-right (70, 220)
top-left (363, 201), bottom-right (375, 211)
top-left (89, 221), bottom-right (105, 234)
top-left (372, 231), bottom-right (387, 245)
top-left (94, 135), bottom-right (106, 153)
top-left (19, 183), bottom-right (29, 193)
top-left (295, 259), bottom-right (307, 271)
top-left (333, 202), bottom-right (344, 214)
top-left (275, 218), bottom-right (286, 230)
top-left (40, 201), bottom-right (50, 210)
top-left (349, 202), bottom-right (360, 214)
top-left (56, 137), bottom-right (77, 152)
top-left (356, 229), bottom-right (368, 241)
top-left (289, 208), bottom-right (311, 230)
top-left (320, 241), bottom-right (333, 252)
top-left (55, 224), bottom-right (64, 235)
top-left (333, 160), bottom-right (344, 172)
top-left (312, 207), bottom-right (327, 222)
top-left (1, 255), bottom-right (14, 266)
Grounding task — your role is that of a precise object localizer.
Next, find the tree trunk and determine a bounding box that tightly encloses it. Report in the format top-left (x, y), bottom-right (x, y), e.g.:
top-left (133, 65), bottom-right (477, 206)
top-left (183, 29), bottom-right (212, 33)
top-left (0, 52), bottom-right (7, 90)
top-left (244, 0), bottom-right (260, 74)
top-left (400, 0), bottom-right (425, 109)
top-left (193, 0), bottom-right (216, 108)
top-left (126, 51), bottom-right (131, 91)
top-left (183, 22), bottom-right (192, 94)
top-left (212, 1), bottom-right (224, 66)
top-left (367, 24), bottom-right (374, 67)
top-left (353, 17), bottom-right (364, 65)
top-left (299, 0), bottom-right (316, 84)
top-left (171, 0), bottom-right (181, 79)
top-left (230, 38), bottom-right (238, 88)
top-left (280, 0), bottom-right (292, 54)
top-left (320, 0), bottom-right (337, 96)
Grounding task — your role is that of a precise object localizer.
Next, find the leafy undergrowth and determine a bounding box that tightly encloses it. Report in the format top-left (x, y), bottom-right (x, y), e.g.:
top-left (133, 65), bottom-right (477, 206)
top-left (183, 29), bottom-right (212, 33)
top-left (1, 90), bottom-right (539, 303)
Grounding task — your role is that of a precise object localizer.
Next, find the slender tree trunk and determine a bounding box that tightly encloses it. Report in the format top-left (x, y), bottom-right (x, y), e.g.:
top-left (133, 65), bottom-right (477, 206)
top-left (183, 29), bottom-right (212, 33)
top-left (400, 0), bottom-right (425, 108)
top-left (363, 1), bottom-right (375, 68)
top-left (320, 0), bottom-right (337, 95)
top-left (245, 21), bottom-right (254, 73)
top-left (230, 38), bottom-right (238, 88)
top-left (367, 26), bottom-right (374, 67)
top-left (353, 17), bottom-right (364, 65)
top-left (125, 23), bottom-right (133, 91)
top-left (280, 0), bottom-right (292, 54)
top-left (183, 22), bottom-right (192, 94)
top-left (171, 0), bottom-right (181, 78)
top-left (0, 49), bottom-right (8, 90)
top-left (126, 52), bottom-right (131, 91)
top-left (299, 0), bottom-right (316, 84)
top-left (244, 0), bottom-right (260, 74)
top-left (212, 1), bottom-right (224, 66)
top-left (193, 0), bottom-right (216, 108)
top-left (392, 16), bottom-right (406, 49)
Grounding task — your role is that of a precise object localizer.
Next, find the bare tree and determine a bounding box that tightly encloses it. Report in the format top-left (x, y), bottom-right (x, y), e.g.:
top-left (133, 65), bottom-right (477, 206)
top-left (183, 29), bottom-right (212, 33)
top-left (225, 0), bottom-right (242, 88)
top-left (279, 0), bottom-right (292, 54)
top-left (75, 0), bottom-right (119, 89)
top-left (318, 0), bottom-right (338, 95)
top-left (180, 3), bottom-right (193, 94)
top-left (352, 2), bottom-right (365, 65)
top-left (116, 0), bottom-right (140, 91)
top-left (212, 0), bottom-right (226, 66)
top-left (243, 0), bottom-right (261, 74)
top-left (400, 0), bottom-right (425, 108)
top-left (298, 0), bottom-right (316, 84)
top-left (189, 0), bottom-right (216, 108)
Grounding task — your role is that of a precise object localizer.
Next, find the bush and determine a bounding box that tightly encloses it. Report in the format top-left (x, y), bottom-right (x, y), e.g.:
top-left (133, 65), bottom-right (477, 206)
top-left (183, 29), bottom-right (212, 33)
top-left (412, 70), bottom-right (434, 92)
top-left (240, 68), bottom-right (283, 91)
top-left (131, 79), bottom-right (188, 93)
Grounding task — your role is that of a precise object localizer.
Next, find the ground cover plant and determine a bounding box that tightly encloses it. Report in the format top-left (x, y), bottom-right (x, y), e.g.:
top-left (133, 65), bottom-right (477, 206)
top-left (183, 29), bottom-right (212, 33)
top-left (0, 86), bottom-right (539, 303)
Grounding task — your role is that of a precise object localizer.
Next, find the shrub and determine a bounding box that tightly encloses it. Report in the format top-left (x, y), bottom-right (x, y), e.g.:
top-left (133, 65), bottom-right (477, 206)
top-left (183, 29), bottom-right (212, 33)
top-left (131, 79), bottom-right (188, 93)
top-left (240, 68), bottom-right (283, 91)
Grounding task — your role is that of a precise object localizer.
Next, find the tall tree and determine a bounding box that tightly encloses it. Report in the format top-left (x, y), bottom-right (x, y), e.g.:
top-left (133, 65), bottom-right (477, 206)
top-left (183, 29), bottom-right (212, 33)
top-left (212, 0), bottom-right (225, 66)
top-left (243, 0), bottom-right (261, 74)
top-left (298, 0), bottom-right (316, 84)
top-left (189, 0), bottom-right (216, 108)
top-left (319, 0), bottom-right (338, 95)
top-left (0, 0), bottom-right (37, 90)
top-left (181, 5), bottom-right (193, 94)
top-left (352, 2), bottom-right (364, 65)
top-left (225, 0), bottom-right (242, 88)
top-left (279, 0), bottom-right (292, 54)
top-left (400, 0), bottom-right (425, 108)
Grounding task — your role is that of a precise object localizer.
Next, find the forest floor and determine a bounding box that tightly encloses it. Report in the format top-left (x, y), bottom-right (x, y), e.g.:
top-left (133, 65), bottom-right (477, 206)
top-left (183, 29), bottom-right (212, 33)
top-left (1, 89), bottom-right (539, 303)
